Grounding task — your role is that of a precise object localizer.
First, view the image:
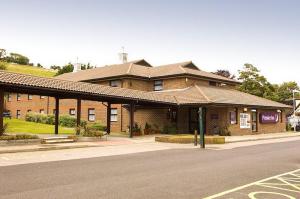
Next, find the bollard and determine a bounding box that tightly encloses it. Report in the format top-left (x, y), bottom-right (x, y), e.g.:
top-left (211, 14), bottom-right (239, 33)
top-left (194, 130), bottom-right (197, 146)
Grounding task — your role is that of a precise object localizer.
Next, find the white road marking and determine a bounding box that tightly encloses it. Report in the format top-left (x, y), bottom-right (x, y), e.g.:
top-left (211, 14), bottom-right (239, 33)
top-left (204, 169), bottom-right (300, 199)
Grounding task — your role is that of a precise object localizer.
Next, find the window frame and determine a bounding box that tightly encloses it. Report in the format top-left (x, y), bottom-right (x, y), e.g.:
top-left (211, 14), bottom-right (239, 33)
top-left (28, 94), bottom-right (33, 100)
top-left (40, 109), bottom-right (45, 114)
top-left (154, 80), bottom-right (163, 91)
top-left (69, 108), bottom-right (76, 116)
top-left (88, 108), bottom-right (96, 122)
top-left (110, 108), bottom-right (118, 122)
top-left (7, 93), bottom-right (11, 102)
top-left (40, 95), bottom-right (46, 99)
top-left (17, 93), bottom-right (21, 101)
top-left (16, 110), bottom-right (21, 119)
top-left (109, 80), bottom-right (121, 87)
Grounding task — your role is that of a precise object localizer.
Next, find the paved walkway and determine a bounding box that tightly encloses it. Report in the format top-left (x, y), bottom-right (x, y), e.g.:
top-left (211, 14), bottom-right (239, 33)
top-left (0, 132), bottom-right (299, 155)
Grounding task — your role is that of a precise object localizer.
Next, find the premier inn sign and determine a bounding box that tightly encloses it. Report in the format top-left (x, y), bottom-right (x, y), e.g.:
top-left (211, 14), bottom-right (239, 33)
top-left (259, 112), bottom-right (279, 124)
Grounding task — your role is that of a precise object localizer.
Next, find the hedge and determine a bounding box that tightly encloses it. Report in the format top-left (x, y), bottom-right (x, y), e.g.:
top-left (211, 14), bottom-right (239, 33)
top-left (25, 112), bottom-right (86, 128)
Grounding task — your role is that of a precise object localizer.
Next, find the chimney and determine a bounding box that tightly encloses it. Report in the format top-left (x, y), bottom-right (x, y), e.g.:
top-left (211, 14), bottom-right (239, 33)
top-left (118, 47), bottom-right (128, 63)
top-left (73, 63), bottom-right (81, 73)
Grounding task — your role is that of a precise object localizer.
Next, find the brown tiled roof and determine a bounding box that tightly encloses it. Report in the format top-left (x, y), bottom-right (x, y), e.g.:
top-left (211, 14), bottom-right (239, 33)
top-left (155, 85), bottom-right (291, 108)
top-left (0, 70), bottom-right (177, 105)
top-left (56, 60), bottom-right (239, 84)
top-left (0, 70), bottom-right (289, 108)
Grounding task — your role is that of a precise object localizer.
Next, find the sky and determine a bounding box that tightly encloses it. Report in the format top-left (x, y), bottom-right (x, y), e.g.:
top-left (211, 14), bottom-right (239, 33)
top-left (0, 0), bottom-right (300, 84)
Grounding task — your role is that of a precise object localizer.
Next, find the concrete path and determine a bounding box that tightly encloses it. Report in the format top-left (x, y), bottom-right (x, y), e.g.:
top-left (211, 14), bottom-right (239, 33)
top-left (1, 135), bottom-right (300, 167)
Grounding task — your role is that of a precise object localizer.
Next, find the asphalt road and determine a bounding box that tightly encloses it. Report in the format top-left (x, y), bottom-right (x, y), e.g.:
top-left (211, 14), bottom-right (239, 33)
top-left (0, 140), bottom-right (300, 199)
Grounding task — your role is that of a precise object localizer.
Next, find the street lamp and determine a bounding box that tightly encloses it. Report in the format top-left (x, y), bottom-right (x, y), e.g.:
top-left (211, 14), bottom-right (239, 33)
top-left (292, 90), bottom-right (300, 132)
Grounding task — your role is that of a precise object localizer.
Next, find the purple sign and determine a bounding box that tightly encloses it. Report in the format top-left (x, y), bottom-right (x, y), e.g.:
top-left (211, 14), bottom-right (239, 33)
top-left (259, 112), bottom-right (279, 124)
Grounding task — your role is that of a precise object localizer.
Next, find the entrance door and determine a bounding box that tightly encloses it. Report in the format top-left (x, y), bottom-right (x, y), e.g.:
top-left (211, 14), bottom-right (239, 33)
top-left (188, 108), bottom-right (206, 134)
top-left (251, 111), bottom-right (258, 132)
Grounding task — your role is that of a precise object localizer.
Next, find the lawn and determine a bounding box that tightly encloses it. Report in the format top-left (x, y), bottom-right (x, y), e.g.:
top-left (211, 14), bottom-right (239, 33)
top-left (6, 63), bottom-right (56, 77)
top-left (4, 118), bottom-right (75, 134)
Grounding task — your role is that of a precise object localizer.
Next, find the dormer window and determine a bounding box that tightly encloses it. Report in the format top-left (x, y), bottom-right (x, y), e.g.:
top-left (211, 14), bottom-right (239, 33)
top-left (154, 80), bottom-right (163, 91)
top-left (110, 80), bottom-right (121, 87)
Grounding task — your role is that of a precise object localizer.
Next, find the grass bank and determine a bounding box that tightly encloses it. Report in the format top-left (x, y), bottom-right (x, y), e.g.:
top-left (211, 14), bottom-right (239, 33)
top-left (6, 63), bottom-right (56, 77)
top-left (4, 118), bottom-right (75, 134)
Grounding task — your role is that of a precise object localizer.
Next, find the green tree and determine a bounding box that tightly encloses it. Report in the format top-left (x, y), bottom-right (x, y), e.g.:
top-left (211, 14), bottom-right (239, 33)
top-left (50, 65), bottom-right (61, 70)
top-left (213, 69), bottom-right (235, 79)
top-left (6, 53), bottom-right (30, 65)
top-left (0, 61), bottom-right (7, 70)
top-left (56, 63), bottom-right (74, 76)
top-left (274, 81), bottom-right (299, 102)
top-left (36, 63), bottom-right (43, 68)
top-left (238, 64), bottom-right (275, 99)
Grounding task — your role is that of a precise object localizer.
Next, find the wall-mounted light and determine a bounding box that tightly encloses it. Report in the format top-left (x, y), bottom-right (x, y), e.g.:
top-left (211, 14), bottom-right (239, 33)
top-left (277, 109), bottom-right (282, 113)
top-left (243, 108), bottom-right (248, 112)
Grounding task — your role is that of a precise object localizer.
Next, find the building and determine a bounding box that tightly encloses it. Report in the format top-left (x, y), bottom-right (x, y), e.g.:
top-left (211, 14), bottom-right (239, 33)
top-left (5, 59), bottom-right (290, 135)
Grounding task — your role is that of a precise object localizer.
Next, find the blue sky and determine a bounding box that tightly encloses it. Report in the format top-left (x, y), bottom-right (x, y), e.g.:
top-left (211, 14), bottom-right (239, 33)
top-left (1, 0), bottom-right (299, 84)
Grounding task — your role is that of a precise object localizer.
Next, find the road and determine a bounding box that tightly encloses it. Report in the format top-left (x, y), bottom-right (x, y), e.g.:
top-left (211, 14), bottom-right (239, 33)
top-left (0, 139), bottom-right (300, 199)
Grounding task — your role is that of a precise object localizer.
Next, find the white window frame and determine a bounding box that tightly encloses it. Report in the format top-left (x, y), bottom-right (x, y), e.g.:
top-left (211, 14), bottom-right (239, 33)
top-left (154, 80), bottom-right (163, 91)
top-left (69, 108), bottom-right (76, 116)
top-left (40, 109), bottom-right (45, 114)
top-left (17, 93), bottom-right (21, 101)
top-left (88, 108), bottom-right (96, 122)
top-left (110, 108), bottom-right (118, 122)
top-left (16, 110), bottom-right (21, 119)
top-left (28, 94), bottom-right (33, 100)
top-left (110, 80), bottom-right (121, 87)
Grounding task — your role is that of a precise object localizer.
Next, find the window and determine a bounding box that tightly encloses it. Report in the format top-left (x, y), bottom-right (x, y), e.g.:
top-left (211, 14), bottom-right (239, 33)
top-left (110, 80), bottom-right (121, 87)
top-left (69, 108), bottom-right (76, 116)
top-left (28, 94), bottom-right (33, 100)
top-left (154, 80), bottom-right (163, 91)
top-left (40, 95), bottom-right (46, 99)
top-left (88, 108), bottom-right (95, 121)
top-left (40, 109), bottom-right (45, 114)
top-left (110, 108), bottom-right (118, 122)
top-left (209, 81), bottom-right (217, 86)
top-left (27, 109), bottom-right (32, 113)
top-left (17, 93), bottom-right (21, 101)
top-left (7, 93), bottom-right (11, 102)
top-left (229, 108), bottom-right (238, 124)
top-left (16, 110), bottom-right (21, 119)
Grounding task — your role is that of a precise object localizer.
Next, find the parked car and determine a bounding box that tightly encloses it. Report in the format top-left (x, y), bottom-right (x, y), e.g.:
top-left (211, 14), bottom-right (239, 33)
top-left (288, 116), bottom-right (300, 131)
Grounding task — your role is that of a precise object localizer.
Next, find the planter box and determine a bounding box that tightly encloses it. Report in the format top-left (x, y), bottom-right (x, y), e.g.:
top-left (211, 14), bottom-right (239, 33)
top-left (155, 135), bottom-right (225, 144)
top-left (0, 139), bottom-right (41, 146)
top-left (77, 136), bottom-right (102, 142)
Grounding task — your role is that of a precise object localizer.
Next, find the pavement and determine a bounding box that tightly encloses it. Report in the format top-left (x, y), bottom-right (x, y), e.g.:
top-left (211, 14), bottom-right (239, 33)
top-left (0, 137), bottom-right (300, 199)
top-left (0, 132), bottom-right (299, 154)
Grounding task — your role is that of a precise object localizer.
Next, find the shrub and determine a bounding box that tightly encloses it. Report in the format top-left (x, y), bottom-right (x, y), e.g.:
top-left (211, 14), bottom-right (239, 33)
top-left (25, 112), bottom-right (86, 128)
top-left (90, 123), bottom-right (106, 131)
top-left (0, 61), bottom-right (7, 70)
top-left (59, 115), bottom-right (76, 127)
top-left (145, 122), bottom-right (151, 130)
top-left (163, 124), bottom-right (177, 134)
top-left (0, 134), bottom-right (39, 140)
top-left (0, 123), bottom-right (8, 136)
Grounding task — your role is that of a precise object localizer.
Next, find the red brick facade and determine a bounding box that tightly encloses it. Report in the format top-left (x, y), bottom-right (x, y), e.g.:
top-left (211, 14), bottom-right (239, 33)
top-left (5, 75), bottom-right (287, 135)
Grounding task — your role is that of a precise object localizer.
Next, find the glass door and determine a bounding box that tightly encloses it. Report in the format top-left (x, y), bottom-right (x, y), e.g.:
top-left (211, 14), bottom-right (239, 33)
top-left (251, 111), bottom-right (258, 132)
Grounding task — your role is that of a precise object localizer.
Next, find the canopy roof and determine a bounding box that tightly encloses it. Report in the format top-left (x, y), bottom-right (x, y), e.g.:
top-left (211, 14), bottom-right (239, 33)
top-left (0, 70), bottom-right (290, 109)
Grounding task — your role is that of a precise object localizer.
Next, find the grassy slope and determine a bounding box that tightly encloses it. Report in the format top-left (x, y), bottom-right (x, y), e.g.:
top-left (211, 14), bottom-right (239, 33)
top-left (4, 118), bottom-right (75, 134)
top-left (6, 63), bottom-right (56, 77)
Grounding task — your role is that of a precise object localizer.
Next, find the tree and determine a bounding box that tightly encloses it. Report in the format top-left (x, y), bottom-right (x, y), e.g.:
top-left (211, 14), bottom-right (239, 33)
top-left (36, 63), bottom-right (43, 68)
top-left (55, 63), bottom-right (74, 76)
top-left (0, 49), bottom-right (6, 59)
top-left (81, 62), bottom-right (94, 70)
top-left (6, 53), bottom-right (30, 65)
top-left (213, 69), bottom-right (235, 79)
top-left (50, 65), bottom-right (61, 70)
top-left (273, 81), bottom-right (299, 102)
top-left (238, 64), bottom-right (275, 99)
top-left (0, 61), bottom-right (7, 70)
